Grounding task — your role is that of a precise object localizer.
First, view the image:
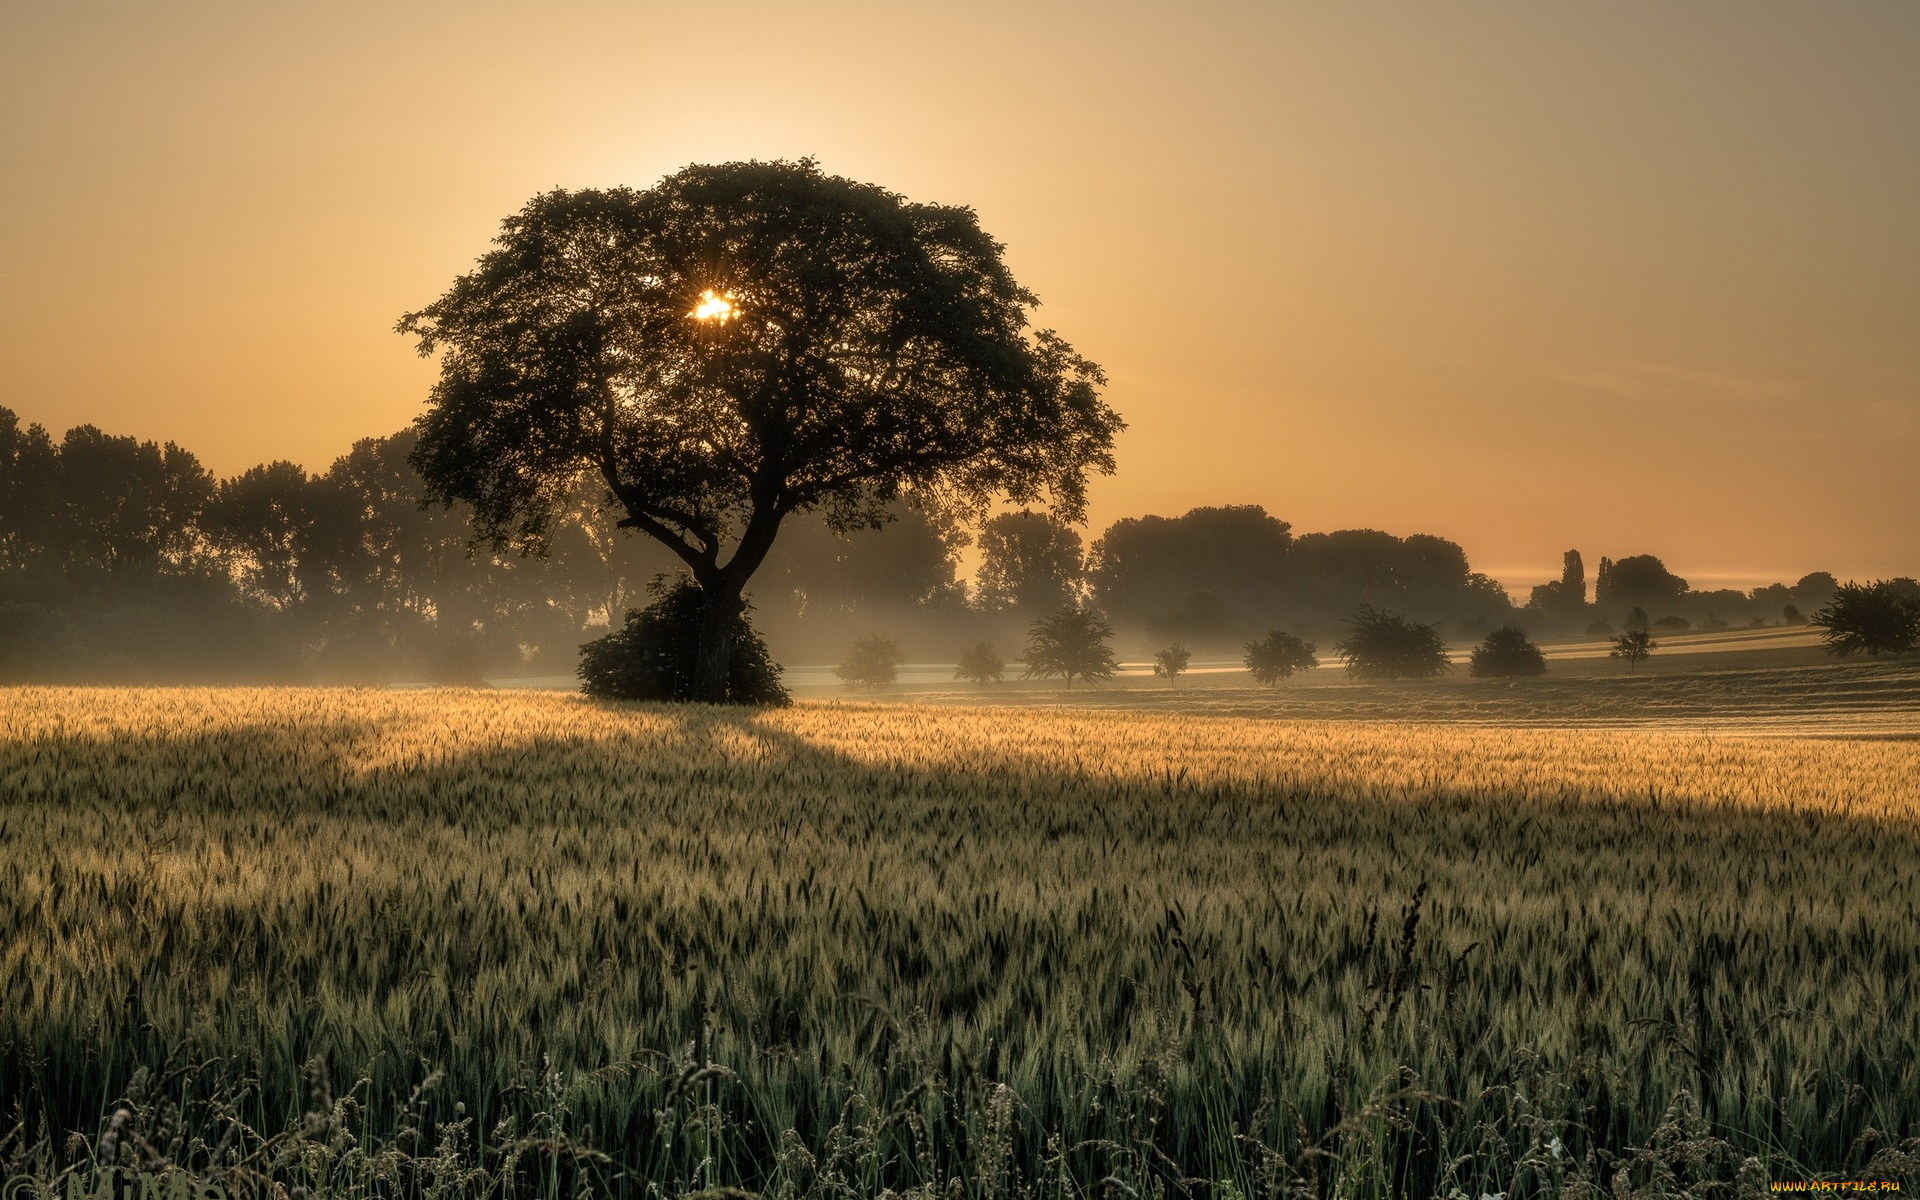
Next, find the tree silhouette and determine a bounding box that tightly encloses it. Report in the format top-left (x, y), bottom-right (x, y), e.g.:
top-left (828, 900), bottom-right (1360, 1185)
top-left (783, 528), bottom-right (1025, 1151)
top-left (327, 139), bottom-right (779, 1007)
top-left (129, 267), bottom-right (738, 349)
top-left (1151, 643), bottom-right (1191, 687)
top-left (1609, 629), bottom-right (1657, 673)
top-left (1090, 505), bottom-right (1291, 625)
top-left (954, 642), bottom-right (1004, 687)
top-left (974, 510), bottom-right (1085, 613)
top-left (1811, 580), bottom-right (1920, 658)
top-left (1243, 630), bottom-right (1318, 686)
top-left (1528, 550), bottom-right (1587, 619)
top-left (1021, 606), bottom-right (1117, 688)
top-left (401, 161), bottom-right (1121, 702)
top-left (1468, 625), bottom-right (1547, 678)
top-left (1597, 554), bottom-right (1687, 616)
top-left (1333, 606), bottom-right (1449, 680)
top-left (835, 633), bottom-right (904, 690)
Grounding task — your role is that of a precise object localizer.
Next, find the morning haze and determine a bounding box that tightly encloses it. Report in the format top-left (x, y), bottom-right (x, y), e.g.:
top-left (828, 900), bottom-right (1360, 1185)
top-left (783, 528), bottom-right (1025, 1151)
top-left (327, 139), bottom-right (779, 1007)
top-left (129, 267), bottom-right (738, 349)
top-left (9, 6), bottom-right (1920, 1189)
top-left (1, 1), bottom-right (1915, 591)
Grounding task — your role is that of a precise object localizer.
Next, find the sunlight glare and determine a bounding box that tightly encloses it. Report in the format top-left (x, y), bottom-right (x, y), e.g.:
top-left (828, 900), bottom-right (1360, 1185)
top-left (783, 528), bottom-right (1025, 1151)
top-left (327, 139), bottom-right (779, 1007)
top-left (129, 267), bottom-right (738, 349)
top-left (690, 289), bottom-right (737, 323)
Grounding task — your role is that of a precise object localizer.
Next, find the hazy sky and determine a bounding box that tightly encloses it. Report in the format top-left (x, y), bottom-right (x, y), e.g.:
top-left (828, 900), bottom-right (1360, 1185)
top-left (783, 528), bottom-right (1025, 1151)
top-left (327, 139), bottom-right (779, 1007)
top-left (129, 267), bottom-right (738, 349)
top-left (3, 1), bottom-right (1915, 593)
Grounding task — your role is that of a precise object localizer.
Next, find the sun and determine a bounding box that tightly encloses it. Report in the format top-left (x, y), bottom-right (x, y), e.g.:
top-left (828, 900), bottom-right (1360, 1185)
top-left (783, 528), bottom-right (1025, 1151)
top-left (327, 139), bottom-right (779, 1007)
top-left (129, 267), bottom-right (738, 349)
top-left (690, 289), bottom-right (737, 323)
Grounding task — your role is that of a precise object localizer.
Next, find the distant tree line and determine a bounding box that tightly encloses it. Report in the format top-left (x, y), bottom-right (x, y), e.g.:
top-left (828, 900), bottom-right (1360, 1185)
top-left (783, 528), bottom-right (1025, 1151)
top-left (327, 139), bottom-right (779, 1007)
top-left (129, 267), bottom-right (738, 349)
top-left (1525, 548), bottom-right (1858, 636)
top-left (3, 406), bottom-right (1900, 684)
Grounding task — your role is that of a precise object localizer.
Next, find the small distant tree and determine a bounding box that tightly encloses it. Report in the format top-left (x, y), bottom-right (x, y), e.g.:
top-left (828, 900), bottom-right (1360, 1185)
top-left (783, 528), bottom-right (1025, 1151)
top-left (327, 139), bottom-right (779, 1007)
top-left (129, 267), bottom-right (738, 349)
top-left (1151, 644), bottom-right (1191, 687)
top-left (1469, 626), bottom-right (1547, 679)
top-left (1782, 604), bottom-right (1805, 626)
top-left (1624, 606), bottom-right (1650, 631)
top-left (1333, 606), bottom-right (1449, 680)
top-left (1811, 580), bottom-right (1920, 658)
top-left (954, 642), bottom-right (1005, 687)
top-left (1654, 615), bottom-right (1691, 631)
top-left (1584, 620), bottom-right (1614, 638)
top-left (1609, 629), bottom-right (1657, 673)
top-left (835, 633), bottom-right (904, 690)
top-left (1022, 606), bottom-right (1117, 688)
top-left (1244, 630), bottom-right (1318, 686)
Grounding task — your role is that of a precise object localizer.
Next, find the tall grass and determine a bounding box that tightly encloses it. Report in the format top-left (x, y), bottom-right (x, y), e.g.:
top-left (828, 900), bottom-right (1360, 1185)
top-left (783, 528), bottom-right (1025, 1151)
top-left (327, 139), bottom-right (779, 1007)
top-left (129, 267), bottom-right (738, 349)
top-left (0, 687), bottom-right (1915, 1196)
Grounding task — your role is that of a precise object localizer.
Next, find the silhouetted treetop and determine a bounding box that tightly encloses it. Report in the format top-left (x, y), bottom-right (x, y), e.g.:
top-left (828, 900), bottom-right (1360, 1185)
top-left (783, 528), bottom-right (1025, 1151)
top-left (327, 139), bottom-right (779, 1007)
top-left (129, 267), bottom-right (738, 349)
top-left (975, 510), bottom-right (1085, 613)
top-left (400, 160), bottom-right (1121, 701)
top-left (1596, 554), bottom-right (1687, 613)
top-left (1090, 505), bottom-right (1291, 623)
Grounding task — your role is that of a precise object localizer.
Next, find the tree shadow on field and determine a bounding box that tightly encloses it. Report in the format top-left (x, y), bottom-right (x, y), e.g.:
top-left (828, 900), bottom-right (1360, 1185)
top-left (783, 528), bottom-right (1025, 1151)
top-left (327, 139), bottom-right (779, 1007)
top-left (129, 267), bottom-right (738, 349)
top-left (7, 692), bottom-right (1920, 1186)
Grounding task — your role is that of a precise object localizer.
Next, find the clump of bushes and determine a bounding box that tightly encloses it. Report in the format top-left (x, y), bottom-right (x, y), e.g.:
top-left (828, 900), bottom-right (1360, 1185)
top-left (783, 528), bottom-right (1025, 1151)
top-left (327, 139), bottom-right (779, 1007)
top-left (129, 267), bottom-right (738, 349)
top-left (1469, 625), bottom-right (1547, 678)
top-left (1333, 606), bottom-right (1449, 679)
top-left (578, 576), bottom-right (787, 704)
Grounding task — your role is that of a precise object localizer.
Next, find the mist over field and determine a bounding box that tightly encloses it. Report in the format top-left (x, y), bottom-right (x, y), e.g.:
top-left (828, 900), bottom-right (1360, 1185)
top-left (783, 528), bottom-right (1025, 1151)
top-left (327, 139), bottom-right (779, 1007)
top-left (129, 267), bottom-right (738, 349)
top-left (5, 3), bottom-right (1920, 1193)
top-left (1, 407), bottom-right (1882, 690)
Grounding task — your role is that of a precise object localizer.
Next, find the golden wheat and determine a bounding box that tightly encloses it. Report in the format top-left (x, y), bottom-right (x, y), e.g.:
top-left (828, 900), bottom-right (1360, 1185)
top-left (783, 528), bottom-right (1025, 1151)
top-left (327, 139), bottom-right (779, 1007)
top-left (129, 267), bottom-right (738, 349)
top-left (0, 686), bottom-right (1915, 1195)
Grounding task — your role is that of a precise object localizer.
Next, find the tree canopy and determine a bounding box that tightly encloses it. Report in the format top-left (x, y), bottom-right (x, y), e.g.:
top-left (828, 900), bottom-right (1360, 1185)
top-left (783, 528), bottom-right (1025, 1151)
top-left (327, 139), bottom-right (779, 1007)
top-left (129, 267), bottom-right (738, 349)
top-left (400, 160), bottom-right (1121, 701)
top-left (834, 633), bottom-right (905, 690)
top-left (1332, 606), bottom-right (1450, 680)
top-left (1811, 579), bottom-right (1920, 658)
top-left (1609, 629), bottom-right (1657, 673)
top-left (1468, 625), bottom-right (1548, 678)
top-left (1021, 606), bottom-right (1117, 688)
top-left (974, 510), bottom-right (1086, 613)
top-left (1151, 643), bottom-right (1191, 686)
top-left (1243, 630), bottom-right (1318, 686)
top-left (954, 642), bottom-right (1005, 687)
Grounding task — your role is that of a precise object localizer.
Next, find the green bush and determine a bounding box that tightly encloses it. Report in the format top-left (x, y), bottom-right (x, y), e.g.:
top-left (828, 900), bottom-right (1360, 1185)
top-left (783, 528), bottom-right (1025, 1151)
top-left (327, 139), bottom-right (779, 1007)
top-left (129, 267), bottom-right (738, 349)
top-left (578, 575), bottom-right (788, 704)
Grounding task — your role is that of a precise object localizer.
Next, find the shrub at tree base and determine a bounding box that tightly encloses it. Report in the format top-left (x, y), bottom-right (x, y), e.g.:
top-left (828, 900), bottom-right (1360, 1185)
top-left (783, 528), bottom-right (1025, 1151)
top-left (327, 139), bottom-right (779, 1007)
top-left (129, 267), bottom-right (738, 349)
top-left (578, 576), bottom-right (788, 705)
top-left (1469, 625), bottom-right (1548, 679)
top-left (1333, 606), bottom-right (1450, 680)
top-left (1812, 579), bottom-right (1920, 659)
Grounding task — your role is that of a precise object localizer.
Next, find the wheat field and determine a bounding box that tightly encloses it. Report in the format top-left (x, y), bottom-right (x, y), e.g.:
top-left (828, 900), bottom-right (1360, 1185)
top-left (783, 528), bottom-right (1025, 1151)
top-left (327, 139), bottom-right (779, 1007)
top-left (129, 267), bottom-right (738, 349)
top-left (1, 686), bottom-right (1916, 1196)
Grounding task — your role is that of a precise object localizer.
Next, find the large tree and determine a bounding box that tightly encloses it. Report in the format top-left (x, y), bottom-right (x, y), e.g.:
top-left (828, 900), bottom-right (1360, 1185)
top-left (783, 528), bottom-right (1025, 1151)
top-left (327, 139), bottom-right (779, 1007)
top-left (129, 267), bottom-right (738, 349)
top-left (400, 161), bottom-right (1121, 701)
top-left (974, 510), bottom-right (1086, 613)
top-left (1811, 579), bottom-right (1920, 658)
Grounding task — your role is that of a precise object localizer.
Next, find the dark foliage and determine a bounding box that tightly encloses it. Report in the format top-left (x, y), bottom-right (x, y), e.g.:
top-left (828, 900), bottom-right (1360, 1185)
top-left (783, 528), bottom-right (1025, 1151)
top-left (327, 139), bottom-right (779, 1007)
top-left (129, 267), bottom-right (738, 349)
top-left (1091, 505), bottom-right (1292, 626)
top-left (954, 642), bottom-right (1005, 687)
top-left (834, 633), bottom-right (904, 690)
top-left (1812, 579), bottom-right (1920, 659)
top-left (1151, 643), bottom-right (1190, 685)
top-left (1468, 625), bottom-right (1548, 678)
top-left (1021, 606), bottom-right (1117, 688)
top-left (401, 160), bottom-right (1121, 700)
top-left (578, 577), bottom-right (787, 704)
top-left (1610, 629), bottom-right (1658, 672)
top-left (1528, 549), bottom-right (1588, 620)
top-left (1333, 605), bottom-right (1450, 680)
top-left (1243, 629), bottom-right (1319, 686)
top-left (1597, 554), bottom-right (1687, 615)
top-left (974, 510), bottom-right (1086, 613)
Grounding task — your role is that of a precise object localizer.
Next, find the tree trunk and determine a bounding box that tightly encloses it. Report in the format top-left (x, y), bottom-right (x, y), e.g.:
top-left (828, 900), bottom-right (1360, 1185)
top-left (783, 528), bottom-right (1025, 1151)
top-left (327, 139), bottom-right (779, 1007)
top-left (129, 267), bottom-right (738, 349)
top-left (691, 580), bottom-right (744, 703)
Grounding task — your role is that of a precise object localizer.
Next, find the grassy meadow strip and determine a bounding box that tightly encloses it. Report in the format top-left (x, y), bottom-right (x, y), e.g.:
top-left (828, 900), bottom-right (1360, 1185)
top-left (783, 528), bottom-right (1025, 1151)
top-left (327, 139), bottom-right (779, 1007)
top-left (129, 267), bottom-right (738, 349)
top-left (0, 687), bottom-right (1915, 1196)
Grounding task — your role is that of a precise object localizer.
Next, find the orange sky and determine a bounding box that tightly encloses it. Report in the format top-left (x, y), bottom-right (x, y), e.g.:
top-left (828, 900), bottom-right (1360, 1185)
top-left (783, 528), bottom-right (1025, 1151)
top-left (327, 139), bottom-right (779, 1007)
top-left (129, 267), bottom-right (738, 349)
top-left (2, 2), bottom-right (1915, 596)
